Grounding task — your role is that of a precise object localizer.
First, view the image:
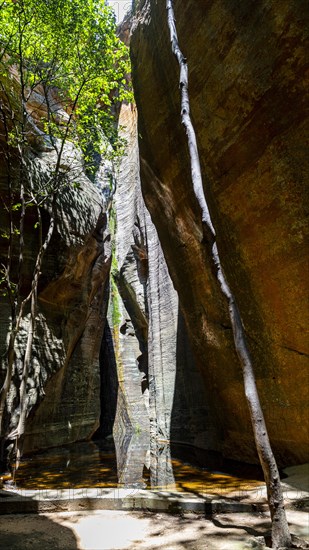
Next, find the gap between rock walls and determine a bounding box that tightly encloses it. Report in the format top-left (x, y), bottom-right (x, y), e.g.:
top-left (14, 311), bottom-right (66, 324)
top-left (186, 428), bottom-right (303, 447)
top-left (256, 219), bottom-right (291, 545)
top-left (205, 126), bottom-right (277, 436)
top-left (1, 2), bottom-right (308, 548)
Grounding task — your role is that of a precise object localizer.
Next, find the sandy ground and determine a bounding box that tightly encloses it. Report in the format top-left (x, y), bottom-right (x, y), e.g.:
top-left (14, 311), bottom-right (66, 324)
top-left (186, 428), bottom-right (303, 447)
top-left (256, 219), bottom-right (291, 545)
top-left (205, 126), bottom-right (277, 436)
top-left (0, 508), bottom-right (308, 550)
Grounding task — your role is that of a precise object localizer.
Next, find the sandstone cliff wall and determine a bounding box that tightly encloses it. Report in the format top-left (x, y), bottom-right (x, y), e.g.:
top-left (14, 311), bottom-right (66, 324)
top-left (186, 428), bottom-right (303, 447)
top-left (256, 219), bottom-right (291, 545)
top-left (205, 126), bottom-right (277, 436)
top-left (1, 0), bottom-right (307, 470)
top-left (0, 105), bottom-right (111, 455)
top-left (130, 0), bottom-right (309, 465)
top-left (108, 101), bottom-right (212, 485)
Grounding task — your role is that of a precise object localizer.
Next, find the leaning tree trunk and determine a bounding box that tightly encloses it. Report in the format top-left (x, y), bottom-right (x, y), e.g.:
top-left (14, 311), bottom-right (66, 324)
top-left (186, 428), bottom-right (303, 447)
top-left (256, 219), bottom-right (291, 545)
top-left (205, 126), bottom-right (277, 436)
top-left (166, 2), bottom-right (292, 548)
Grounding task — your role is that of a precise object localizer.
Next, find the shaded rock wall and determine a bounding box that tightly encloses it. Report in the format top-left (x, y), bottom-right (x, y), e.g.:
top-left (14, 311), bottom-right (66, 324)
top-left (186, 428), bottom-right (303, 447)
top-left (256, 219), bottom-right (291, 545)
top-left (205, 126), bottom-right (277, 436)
top-left (0, 130), bottom-right (111, 455)
top-left (130, 0), bottom-right (309, 465)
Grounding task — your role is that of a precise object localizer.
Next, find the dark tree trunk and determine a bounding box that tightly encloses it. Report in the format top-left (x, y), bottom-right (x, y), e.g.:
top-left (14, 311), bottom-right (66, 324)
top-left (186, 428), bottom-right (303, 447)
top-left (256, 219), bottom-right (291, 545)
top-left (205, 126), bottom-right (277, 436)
top-left (166, 1), bottom-right (292, 548)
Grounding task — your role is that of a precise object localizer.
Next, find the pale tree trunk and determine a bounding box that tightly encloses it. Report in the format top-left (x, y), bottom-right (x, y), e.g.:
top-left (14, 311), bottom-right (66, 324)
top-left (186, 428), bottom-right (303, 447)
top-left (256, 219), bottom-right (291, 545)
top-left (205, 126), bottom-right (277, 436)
top-left (166, 1), bottom-right (292, 548)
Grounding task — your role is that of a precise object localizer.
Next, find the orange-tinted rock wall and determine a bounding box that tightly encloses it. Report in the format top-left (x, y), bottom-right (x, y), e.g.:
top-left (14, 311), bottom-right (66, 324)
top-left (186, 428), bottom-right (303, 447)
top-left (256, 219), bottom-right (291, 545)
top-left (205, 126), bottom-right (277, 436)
top-left (131, 0), bottom-right (309, 465)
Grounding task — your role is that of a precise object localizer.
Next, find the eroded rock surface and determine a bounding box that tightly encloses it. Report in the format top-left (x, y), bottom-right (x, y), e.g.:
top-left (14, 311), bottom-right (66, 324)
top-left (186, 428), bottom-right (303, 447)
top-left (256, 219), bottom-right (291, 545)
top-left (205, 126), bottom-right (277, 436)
top-left (109, 100), bottom-right (210, 476)
top-left (130, 0), bottom-right (309, 465)
top-left (0, 122), bottom-right (111, 455)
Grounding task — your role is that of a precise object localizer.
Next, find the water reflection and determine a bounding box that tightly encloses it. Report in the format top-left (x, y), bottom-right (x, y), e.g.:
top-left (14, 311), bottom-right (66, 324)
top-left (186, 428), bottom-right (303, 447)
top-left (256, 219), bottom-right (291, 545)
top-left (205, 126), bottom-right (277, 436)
top-left (9, 432), bottom-right (264, 494)
top-left (149, 437), bottom-right (176, 490)
top-left (113, 430), bottom-right (177, 490)
top-left (11, 440), bottom-right (118, 489)
top-left (114, 429), bottom-right (150, 488)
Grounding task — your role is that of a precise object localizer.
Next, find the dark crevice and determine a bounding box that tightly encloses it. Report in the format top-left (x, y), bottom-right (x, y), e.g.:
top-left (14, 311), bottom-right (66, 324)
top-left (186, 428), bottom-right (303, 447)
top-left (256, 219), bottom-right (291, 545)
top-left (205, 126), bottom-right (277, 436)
top-left (281, 346), bottom-right (309, 358)
top-left (93, 321), bottom-right (118, 440)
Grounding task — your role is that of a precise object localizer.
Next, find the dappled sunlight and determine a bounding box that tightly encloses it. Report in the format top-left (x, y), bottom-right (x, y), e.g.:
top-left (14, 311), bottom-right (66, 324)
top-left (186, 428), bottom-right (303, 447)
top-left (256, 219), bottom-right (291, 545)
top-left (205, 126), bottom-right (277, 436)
top-left (167, 458), bottom-right (263, 495)
top-left (1, 508), bottom-right (307, 550)
top-left (12, 441), bottom-right (118, 490)
top-left (42, 510), bottom-right (273, 550)
top-left (50, 510), bottom-right (149, 550)
top-left (11, 438), bottom-right (264, 497)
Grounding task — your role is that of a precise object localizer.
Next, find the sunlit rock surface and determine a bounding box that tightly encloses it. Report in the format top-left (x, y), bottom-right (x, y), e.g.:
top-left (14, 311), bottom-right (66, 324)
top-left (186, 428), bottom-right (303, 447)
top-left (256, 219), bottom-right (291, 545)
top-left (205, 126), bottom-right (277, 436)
top-left (109, 101), bottom-right (210, 452)
top-left (130, 0), bottom-right (309, 465)
top-left (110, 103), bottom-right (150, 438)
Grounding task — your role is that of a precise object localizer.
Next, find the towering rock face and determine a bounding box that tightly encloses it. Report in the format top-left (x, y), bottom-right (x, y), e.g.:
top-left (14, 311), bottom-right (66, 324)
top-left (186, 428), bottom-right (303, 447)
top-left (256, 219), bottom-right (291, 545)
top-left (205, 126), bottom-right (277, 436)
top-left (1, 0), bottom-right (307, 473)
top-left (130, 0), bottom-right (309, 465)
top-left (0, 88), bottom-right (111, 454)
top-left (22, 177), bottom-right (111, 453)
top-left (111, 103), bottom-right (149, 439)
top-left (109, 100), bottom-right (211, 486)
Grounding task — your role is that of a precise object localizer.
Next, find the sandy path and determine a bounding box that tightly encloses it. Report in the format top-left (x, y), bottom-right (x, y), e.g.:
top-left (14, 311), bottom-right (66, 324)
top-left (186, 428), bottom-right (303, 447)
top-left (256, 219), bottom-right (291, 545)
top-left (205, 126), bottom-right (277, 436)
top-left (0, 508), bottom-right (308, 550)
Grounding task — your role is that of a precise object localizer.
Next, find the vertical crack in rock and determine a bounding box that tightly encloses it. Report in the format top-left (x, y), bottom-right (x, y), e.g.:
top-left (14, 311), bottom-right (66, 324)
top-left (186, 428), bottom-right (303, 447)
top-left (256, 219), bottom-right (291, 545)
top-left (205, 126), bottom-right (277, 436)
top-left (166, 1), bottom-right (291, 547)
top-left (110, 95), bottom-right (211, 488)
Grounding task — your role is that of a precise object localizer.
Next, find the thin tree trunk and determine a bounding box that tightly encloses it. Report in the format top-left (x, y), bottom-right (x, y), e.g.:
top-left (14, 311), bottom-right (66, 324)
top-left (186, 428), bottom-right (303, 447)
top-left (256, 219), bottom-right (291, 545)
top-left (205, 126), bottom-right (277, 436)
top-left (0, 15), bottom-right (83, 460)
top-left (166, 2), bottom-right (292, 548)
top-left (0, 293), bottom-right (30, 434)
top-left (1, 80), bottom-right (81, 448)
top-left (9, 199), bottom-right (55, 445)
top-left (0, 82), bottom-right (28, 436)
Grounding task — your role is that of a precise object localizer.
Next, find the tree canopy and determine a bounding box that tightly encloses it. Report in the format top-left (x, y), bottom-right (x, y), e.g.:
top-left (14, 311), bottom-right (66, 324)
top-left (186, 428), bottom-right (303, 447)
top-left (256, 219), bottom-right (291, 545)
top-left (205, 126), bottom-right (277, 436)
top-left (0, 0), bottom-right (131, 164)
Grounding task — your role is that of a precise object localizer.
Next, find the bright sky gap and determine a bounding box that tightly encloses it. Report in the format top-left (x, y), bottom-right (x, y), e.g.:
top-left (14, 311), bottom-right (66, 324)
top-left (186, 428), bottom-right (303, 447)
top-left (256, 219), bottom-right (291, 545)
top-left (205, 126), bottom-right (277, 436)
top-left (107, 0), bottom-right (132, 23)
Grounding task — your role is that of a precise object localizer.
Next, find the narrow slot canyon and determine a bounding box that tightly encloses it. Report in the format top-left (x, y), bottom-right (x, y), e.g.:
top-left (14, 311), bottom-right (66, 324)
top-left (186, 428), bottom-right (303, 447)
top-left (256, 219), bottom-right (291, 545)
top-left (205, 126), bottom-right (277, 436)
top-left (0, 1), bottom-right (308, 549)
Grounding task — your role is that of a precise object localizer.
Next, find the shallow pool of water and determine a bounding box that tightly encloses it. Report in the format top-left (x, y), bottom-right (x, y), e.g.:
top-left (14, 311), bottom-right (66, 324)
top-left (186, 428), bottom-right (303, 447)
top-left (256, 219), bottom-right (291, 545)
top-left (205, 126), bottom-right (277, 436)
top-left (9, 438), bottom-right (265, 496)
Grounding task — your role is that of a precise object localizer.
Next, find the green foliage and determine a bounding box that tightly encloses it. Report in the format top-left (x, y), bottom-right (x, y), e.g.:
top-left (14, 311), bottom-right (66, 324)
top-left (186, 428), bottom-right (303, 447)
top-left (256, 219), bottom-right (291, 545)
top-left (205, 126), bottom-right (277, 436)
top-left (0, 0), bottom-right (132, 166)
top-left (108, 206), bottom-right (121, 328)
top-left (111, 274), bottom-right (121, 328)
